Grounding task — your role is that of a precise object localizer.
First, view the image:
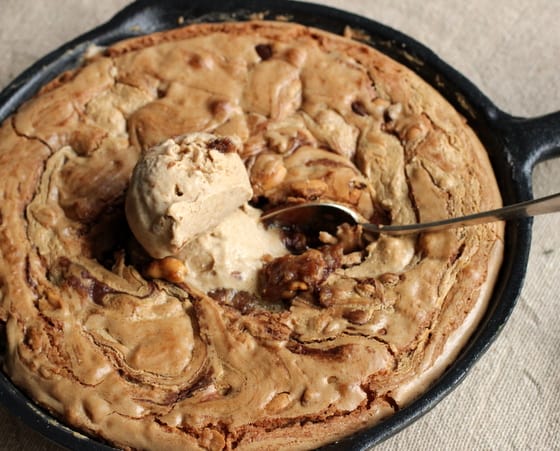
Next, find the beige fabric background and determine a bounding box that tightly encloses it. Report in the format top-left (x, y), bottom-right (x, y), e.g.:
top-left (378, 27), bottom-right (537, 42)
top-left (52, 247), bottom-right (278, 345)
top-left (0, 0), bottom-right (558, 449)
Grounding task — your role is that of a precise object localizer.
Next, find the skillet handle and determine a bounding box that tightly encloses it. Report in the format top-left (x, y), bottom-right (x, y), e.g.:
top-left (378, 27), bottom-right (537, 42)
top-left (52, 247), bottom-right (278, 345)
top-left (493, 110), bottom-right (560, 176)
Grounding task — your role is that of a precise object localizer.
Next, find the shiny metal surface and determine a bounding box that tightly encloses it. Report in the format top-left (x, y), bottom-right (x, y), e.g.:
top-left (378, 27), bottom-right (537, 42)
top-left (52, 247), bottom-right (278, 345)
top-left (261, 192), bottom-right (560, 235)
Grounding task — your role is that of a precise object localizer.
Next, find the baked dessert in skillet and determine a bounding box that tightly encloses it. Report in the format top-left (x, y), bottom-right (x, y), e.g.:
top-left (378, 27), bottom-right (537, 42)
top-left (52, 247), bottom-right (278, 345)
top-left (0, 21), bottom-right (504, 450)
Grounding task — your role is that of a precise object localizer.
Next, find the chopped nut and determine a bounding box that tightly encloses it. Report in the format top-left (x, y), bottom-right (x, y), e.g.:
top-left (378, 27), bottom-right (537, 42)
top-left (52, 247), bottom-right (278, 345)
top-left (343, 308), bottom-right (371, 324)
top-left (288, 179), bottom-right (328, 199)
top-left (260, 246), bottom-right (343, 303)
top-left (319, 231), bottom-right (338, 245)
top-left (304, 109), bottom-right (359, 160)
top-left (289, 281), bottom-right (309, 292)
top-left (301, 387), bottom-right (320, 406)
top-left (318, 285), bottom-right (336, 307)
top-left (145, 257), bottom-right (187, 283)
top-left (371, 97), bottom-right (391, 117)
top-left (209, 99), bottom-right (233, 120)
top-left (341, 251), bottom-right (362, 267)
top-left (379, 272), bottom-right (400, 286)
top-left (284, 47), bottom-right (307, 67)
top-left (250, 153), bottom-right (287, 192)
top-left (265, 392), bottom-right (292, 412)
top-left (199, 429), bottom-right (225, 451)
top-left (188, 53), bottom-right (214, 70)
top-left (385, 102), bottom-right (402, 121)
top-left (355, 279), bottom-right (384, 299)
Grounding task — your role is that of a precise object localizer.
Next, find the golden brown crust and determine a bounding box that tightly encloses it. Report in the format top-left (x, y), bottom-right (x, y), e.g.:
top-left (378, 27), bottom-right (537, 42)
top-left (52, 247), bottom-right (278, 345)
top-left (0, 21), bottom-right (503, 450)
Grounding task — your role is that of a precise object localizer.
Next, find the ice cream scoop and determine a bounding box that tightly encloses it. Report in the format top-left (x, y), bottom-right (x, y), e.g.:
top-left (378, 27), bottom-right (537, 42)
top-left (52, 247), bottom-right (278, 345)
top-left (125, 133), bottom-right (253, 259)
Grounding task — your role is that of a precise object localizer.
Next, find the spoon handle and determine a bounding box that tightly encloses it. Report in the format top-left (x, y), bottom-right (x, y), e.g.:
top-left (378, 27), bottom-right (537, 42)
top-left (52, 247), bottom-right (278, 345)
top-left (364, 192), bottom-right (560, 235)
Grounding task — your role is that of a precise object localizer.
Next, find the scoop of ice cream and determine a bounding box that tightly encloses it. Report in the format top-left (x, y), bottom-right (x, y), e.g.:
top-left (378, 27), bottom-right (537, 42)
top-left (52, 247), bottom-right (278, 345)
top-left (180, 204), bottom-right (288, 295)
top-left (125, 133), bottom-right (253, 259)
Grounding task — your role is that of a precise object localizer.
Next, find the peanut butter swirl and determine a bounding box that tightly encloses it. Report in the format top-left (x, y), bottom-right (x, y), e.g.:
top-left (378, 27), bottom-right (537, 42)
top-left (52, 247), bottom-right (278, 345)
top-left (0, 21), bottom-right (503, 450)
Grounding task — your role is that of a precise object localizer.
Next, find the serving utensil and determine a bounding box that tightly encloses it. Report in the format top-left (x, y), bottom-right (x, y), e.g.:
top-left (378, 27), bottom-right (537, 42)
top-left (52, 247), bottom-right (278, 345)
top-left (261, 192), bottom-right (560, 235)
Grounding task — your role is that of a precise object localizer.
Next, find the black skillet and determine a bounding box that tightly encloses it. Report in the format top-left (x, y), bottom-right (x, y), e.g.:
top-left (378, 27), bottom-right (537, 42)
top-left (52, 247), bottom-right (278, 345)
top-left (0, 1), bottom-right (559, 449)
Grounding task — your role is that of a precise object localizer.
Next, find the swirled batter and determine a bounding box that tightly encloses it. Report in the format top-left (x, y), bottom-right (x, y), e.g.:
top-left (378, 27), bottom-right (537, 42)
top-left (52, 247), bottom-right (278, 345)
top-left (0, 21), bottom-right (503, 450)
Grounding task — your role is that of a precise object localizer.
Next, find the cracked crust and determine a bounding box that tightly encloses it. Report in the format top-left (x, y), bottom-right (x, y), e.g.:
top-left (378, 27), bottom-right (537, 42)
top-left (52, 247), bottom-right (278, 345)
top-left (0, 21), bottom-right (504, 450)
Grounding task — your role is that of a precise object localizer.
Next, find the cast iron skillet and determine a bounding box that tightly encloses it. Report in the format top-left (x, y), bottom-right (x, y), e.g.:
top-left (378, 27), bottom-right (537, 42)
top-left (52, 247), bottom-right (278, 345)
top-left (0, 1), bottom-right (558, 449)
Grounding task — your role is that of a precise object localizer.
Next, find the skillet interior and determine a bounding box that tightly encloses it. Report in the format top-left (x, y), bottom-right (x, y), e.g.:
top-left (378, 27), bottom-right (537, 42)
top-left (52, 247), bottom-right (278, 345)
top-left (0, 1), bottom-right (532, 449)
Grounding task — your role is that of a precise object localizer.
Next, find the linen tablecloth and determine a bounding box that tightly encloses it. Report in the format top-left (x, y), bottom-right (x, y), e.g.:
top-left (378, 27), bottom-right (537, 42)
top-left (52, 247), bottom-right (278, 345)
top-left (0, 0), bottom-right (558, 449)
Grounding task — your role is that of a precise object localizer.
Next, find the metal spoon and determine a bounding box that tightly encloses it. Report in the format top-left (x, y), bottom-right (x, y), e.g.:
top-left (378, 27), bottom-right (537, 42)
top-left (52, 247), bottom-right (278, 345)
top-left (261, 192), bottom-right (560, 235)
